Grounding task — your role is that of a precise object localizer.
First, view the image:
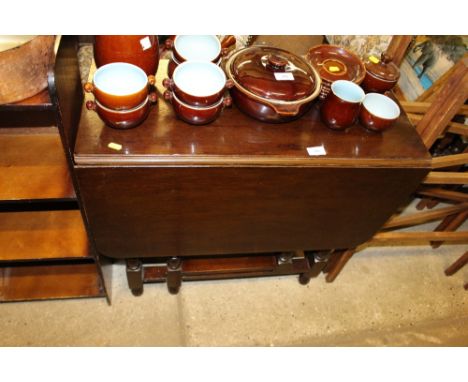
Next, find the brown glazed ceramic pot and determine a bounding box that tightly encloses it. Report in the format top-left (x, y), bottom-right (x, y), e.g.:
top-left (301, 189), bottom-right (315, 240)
top-left (163, 61), bottom-right (232, 107)
top-left (359, 93), bottom-right (400, 132)
top-left (320, 80), bottom-right (365, 130)
top-left (164, 90), bottom-right (231, 125)
top-left (306, 44), bottom-right (366, 100)
top-left (86, 95), bottom-right (154, 129)
top-left (94, 35), bottom-right (160, 76)
top-left (225, 46), bottom-right (321, 123)
top-left (361, 53), bottom-right (400, 93)
top-left (84, 63), bottom-right (155, 111)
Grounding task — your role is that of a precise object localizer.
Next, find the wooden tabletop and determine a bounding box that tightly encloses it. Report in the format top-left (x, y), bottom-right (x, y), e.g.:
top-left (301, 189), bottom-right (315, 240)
top-left (74, 60), bottom-right (430, 168)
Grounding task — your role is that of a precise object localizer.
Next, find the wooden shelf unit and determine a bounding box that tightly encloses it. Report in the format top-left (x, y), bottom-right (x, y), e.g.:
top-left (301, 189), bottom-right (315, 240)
top-left (0, 36), bottom-right (109, 303)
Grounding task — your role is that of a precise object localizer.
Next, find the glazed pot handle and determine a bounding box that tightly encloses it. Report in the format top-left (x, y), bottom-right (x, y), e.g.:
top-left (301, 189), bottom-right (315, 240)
top-left (221, 35), bottom-right (236, 56)
top-left (84, 82), bottom-right (94, 93)
top-left (149, 92), bottom-right (158, 104)
top-left (163, 90), bottom-right (173, 101)
top-left (271, 102), bottom-right (301, 116)
top-left (223, 96), bottom-right (232, 108)
top-left (85, 100), bottom-right (96, 111)
top-left (163, 78), bottom-right (174, 90)
top-left (225, 79), bottom-right (234, 89)
top-left (165, 38), bottom-right (174, 50)
top-left (381, 52), bottom-right (392, 64)
top-left (148, 75), bottom-right (156, 86)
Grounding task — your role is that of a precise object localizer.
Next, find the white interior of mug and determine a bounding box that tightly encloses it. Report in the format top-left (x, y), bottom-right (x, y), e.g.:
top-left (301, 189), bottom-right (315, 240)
top-left (363, 93), bottom-right (400, 120)
top-left (94, 63), bottom-right (147, 95)
top-left (173, 61), bottom-right (226, 97)
top-left (175, 35), bottom-right (221, 61)
top-left (331, 80), bottom-right (365, 103)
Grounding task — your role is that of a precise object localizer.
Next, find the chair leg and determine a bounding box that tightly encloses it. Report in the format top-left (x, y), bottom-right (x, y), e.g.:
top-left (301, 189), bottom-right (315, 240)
top-left (445, 251), bottom-right (468, 276)
top-left (464, 283), bottom-right (468, 291)
top-left (325, 249), bottom-right (356, 283)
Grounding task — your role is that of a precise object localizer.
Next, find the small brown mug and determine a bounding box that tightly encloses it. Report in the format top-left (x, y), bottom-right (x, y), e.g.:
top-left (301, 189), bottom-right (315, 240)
top-left (320, 80), bottom-right (365, 130)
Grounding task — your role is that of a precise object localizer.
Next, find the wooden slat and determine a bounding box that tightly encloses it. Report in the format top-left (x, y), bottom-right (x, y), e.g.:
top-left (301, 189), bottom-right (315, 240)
top-left (385, 35), bottom-right (413, 67)
top-left (431, 153), bottom-right (468, 169)
top-left (0, 128), bottom-right (75, 201)
top-left (431, 210), bottom-right (468, 248)
top-left (382, 202), bottom-right (468, 229)
top-left (423, 172), bottom-right (468, 185)
top-left (182, 255), bottom-right (276, 275)
top-left (0, 210), bottom-right (90, 261)
top-left (401, 101), bottom-right (468, 115)
top-left (325, 249), bottom-right (356, 283)
top-left (417, 188), bottom-right (468, 203)
top-left (0, 262), bottom-right (103, 302)
top-left (447, 122), bottom-right (468, 136)
top-left (370, 231), bottom-right (468, 245)
top-left (416, 58), bottom-right (468, 148)
top-left (445, 251), bottom-right (468, 276)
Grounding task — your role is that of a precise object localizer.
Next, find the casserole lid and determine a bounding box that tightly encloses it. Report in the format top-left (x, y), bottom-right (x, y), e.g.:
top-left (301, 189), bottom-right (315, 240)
top-left (365, 53), bottom-right (400, 81)
top-left (227, 46), bottom-right (318, 102)
top-left (306, 44), bottom-right (366, 84)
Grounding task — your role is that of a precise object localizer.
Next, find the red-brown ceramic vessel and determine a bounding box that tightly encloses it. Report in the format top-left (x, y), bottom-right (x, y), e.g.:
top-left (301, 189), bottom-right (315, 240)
top-left (361, 53), bottom-right (400, 93)
top-left (86, 95), bottom-right (155, 129)
top-left (306, 44), bottom-right (366, 100)
top-left (94, 35), bottom-right (160, 76)
top-left (359, 93), bottom-right (400, 132)
top-left (225, 46), bottom-right (321, 123)
top-left (84, 63), bottom-right (155, 111)
top-left (164, 90), bottom-right (231, 125)
top-left (320, 80), bottom-right (365, 130)
top-left (163, 61), bottom-right (232, 107)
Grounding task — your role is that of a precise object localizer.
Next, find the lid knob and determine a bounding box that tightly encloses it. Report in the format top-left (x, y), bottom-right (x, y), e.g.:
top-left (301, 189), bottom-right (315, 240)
top-left (381, 53), bottom-right (392, 64)
top-left (267, 55), bottom-right (288, 70)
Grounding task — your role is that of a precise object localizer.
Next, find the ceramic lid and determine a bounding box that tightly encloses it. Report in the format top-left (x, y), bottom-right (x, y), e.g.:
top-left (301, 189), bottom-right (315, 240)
top-left (365, 53), bottom-right (400, 81)
top-left (226, 46), bottom-right (318, 102)
top-left (306, 44), bottom-right (366, 84)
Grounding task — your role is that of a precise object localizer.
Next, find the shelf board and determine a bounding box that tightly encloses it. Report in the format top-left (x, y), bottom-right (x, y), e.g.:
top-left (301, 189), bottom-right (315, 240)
top-left (0, 89), bottom-right (53, 111)
top-left (0, 210), bottom-right (90, 261)
top-left (0, 261), bottom-right (104, 302)
top-left (0, 127), bottom-right (76, 202)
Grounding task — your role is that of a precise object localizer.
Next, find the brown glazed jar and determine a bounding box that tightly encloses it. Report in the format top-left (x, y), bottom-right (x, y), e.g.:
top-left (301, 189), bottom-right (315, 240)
top-left (225, 46), bottom-right (321, 123)
top-left (94, 35), bottom-right (160, 76)
top-left (361, 53), bottom-right (400, 93)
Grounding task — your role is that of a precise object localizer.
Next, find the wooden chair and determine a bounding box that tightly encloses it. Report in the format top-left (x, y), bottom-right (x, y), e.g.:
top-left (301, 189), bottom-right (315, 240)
top-left (324, 45), bottom-right (468, 288)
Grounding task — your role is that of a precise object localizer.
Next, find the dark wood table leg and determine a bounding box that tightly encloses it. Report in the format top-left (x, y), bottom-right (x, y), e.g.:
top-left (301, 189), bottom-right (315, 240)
top-left (167, 257), bottom-right (182, 294)
top-left (305, 250), bottom-right (334, 280)
top-left (445, 251), bottom-right (468, 276)
top-left (126, 259), bottom-right (144, 296)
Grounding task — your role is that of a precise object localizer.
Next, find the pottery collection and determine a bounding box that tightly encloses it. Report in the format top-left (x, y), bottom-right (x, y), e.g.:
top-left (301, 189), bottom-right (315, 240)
top-left (86, 36), bottom-right (401, 132)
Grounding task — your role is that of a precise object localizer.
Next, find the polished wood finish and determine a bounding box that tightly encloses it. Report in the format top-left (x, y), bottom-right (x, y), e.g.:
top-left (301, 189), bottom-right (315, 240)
top-left (445, 251), bottom-right (468, 276)
top-left (431, 153), bottom-right (468, 169)
top-left (382, 203), bottom-right (468, 229)
top-left (0, 127), bottom-right (75, 201)
top-left (370, 231), bottom-right (468, 245)
top-left (416, 57), bottom-right (468, 148)
top-left (74, 60), bottom-right (429, 266)
top-left (417, 188), bottom-right (468, 203)
top-left (423, 172), bottom-right (468, 185)
top-left (401, 101), bottom-right (468, 116)
top-left (385, 36), bottom-right (413, 67)
top-left (325, 249), bottom-right (356, 283)
top-left (0, 210), bottom-right (89, 261)
top-left (431, 210), bottom-right (468, 248)
top-left (0, 261), bottom-right (104, 302)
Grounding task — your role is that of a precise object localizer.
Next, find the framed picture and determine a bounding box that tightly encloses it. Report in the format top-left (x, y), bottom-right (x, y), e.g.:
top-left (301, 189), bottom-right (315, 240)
top-left (398, 35), bottom-right (467, 101)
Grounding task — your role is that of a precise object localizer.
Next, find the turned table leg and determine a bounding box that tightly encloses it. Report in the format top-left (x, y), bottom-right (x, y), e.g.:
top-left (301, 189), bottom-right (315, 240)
top-left (167, 257), bottom-right (182, 294)
top-left (126, 259), bottom-right (144, 296)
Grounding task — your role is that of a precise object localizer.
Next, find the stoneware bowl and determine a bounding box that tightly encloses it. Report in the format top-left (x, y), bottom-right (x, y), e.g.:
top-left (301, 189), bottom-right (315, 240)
top-left (84, 62), bottom-right (155, 110)
top-left (163, 61), bottom-right (232, 107)
top-left (166, 35), bottom-right (222, 78)
top-left (359, 93), bottom-right (400, 132)
top-left (320, 80), bottom-right (365, 130)
top-left (86, 94), bottom-right (156, 129)
top-left (164, 90), bottom-right (231, 125)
